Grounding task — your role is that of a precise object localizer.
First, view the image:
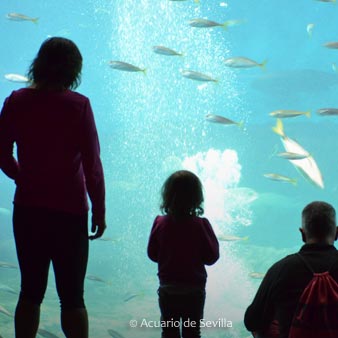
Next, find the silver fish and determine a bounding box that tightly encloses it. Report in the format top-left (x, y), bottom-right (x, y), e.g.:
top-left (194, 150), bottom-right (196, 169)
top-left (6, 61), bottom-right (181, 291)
top-left (224, 57), bottom-right (267, 69)
top-left (123, 293), bottom-right (139, 302)
top-left (0, 284), bottom-right (18, 295)
top-left (37, 328), bottom-right (59, 338)
top-left (307, 23), bottom-right (314, 38)
top-left (264, 173), bottom-right (297, 185)
top-left (152, 46), bottom-right (182, 56)
top-left (188, 18), bottom-right (241, 29)
top-left (0, 261), bottom-right (18, 269)
top-left (109, 61), bottom-right (146, 74)
top-left (324, 41), bottom-right (338, 49)
top-left (189, 18), bottom-right (225, 28)
top-left (249, 272), bottom-right (265, 279)
top-left (181, 70), bottom-right (217, 82)
top-left (4, 74), bottom-right (29, 83)
top-left (6, 13), bottom-right (38, 23)
top-left (108, 329), bottom-right (125, 338)
top-left (277, 152), bottom-right (310, 160)
top-left (316, 108), bottom-right (338, 116)
top-left (269, 110), bottom-right (310, 118)
top-left (217, 234), bottom-right (249, 242)
top-left (205, 114), bottom-right (243, 127)
top-left (0, 305), bottom-right (12, 317)
top-left (86, 274), bottom-right (111, 285)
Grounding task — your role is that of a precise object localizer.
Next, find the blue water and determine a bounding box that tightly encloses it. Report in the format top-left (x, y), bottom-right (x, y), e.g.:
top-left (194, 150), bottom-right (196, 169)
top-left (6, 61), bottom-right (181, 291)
top-left (1, 0), bottom-right (338, 337)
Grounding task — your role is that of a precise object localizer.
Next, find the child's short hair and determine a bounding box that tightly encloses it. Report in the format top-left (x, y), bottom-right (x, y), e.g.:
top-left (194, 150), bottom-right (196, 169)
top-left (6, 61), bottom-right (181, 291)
top-left (160, 170), bottom-right (204, 217)
top-left (28, 37), bottom-right (82, 90)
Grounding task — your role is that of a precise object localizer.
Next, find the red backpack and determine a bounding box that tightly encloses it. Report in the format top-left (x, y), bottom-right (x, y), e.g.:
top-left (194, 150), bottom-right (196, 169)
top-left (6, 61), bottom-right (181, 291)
top-left (288, 253), bottom-right (338, 338)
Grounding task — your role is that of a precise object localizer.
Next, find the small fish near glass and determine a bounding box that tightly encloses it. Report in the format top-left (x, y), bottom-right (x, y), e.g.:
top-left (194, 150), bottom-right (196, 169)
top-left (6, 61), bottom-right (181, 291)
top-left (316, 108), bottom-right (338, 116)
top-left (6, 13), bottom-right (38, 24)
top-left (152, 45), bottom-right (183, 56)
top-left (223, 57), bottom-right (267, 70)
top-left (181, 69), bottom-right (218, 82)
top-left (188, 18), bottom-right (242, 30)
top-left (109, 61), bottom-right (146, 74)
top-left (269, 110), bottom-right (310, 119)
top-left (205, 113), bottom-right (243, 128)
top-left (4, 74), bottom-right (29, 83)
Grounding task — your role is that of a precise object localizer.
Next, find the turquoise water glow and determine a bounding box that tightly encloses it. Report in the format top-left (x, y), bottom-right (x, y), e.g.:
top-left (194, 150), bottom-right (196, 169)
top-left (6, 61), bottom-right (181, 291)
top-left (1, 0), bottom-right (338, 337)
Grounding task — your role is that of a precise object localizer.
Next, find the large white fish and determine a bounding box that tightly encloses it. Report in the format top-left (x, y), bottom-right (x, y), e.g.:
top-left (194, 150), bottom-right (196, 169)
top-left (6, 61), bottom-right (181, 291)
top-left (4, 74), bottom-right (29, 83)
top-left (181, 70), bottom-right (217, 82)
top-left (272, 119), bottom-right (324, 189)
top-left (109, 61), bottom-right (146, 74)
top-left (6, 13), bottom-right (38, 23)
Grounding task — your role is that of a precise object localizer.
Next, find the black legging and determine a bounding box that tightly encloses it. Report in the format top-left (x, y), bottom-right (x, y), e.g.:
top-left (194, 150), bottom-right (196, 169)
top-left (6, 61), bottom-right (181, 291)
top-left (13, 204), bottom-right (88, 310)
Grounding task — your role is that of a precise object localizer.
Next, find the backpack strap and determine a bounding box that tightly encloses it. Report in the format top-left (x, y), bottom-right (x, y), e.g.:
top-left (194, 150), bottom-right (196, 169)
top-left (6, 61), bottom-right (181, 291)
top-left (297, 252), bottom-right (338, 274)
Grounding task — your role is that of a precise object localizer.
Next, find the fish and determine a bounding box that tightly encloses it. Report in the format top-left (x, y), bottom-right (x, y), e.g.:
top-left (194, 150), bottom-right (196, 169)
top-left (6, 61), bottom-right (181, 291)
top-left (0, 261), bottom-right (18, 269)
top-left (264, 173), bottom-right (297, 186)
top-left (269, 110), bottom-right (310, 118)
top-left (316, 108), bottom-right (338, 116)
top-left (152, 46), bottom-right (183, 56)
top-left (277, 152), bottom-right (310, 160)
top-left (205, 114), bottom-right (243, 127)
top-left (249, 272), bottom-right (265, 279)
top-left (332, 63), bottom-right (338, 73)
top-left (181, 70), bottom-right (217, 82)
top-left (86, 274), bottom-right (111, 285)
top-left (170, 0), bottom-right (200, 3)
top-left (272, 118), bottom-right (324, 189)
top-left (306, 23), bottom-right (314, 37)
top-left (316, 0), bottom-right (336, 2)
top-left (108, 329), bottom-right (125, 338)
top-left (188, 18), bottom-right (241, 29)
top-left (324, 42), bottom-right (338, 49)
top-left (6, 13), bottom-right (39, 23)
top-left (0, 305), bottom-right (12, 317)
top-left (123, 293), bottom-right (140, 302)
top-left (223, 57), bottom-right (267, 69)
top-left (37, 328), bottom-right (59, 338)
top-left (0, 284), bottom-right (18, 295)
top-left (109, 61), bottom-right (146, 74)
top-left (0, 207), bottom-right (11, 215)
top-left (217, 234), bottom-right (249, 242)
top-left (98, 237), bottom-right (120, 243)
top-left (4, 74), bottom-right (29, 83)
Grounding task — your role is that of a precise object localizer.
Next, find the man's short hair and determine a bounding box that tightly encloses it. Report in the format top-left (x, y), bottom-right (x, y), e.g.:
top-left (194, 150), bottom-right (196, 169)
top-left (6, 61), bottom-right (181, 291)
top-left (302, 201), bottom-right (336, 240)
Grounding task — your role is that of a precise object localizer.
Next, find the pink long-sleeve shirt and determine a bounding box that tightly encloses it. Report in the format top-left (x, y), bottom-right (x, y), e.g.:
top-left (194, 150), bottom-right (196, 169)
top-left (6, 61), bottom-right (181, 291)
top-left (0, 88), bottom-right (105, 219)
top-left (148, 215), bottom-right (219, 287)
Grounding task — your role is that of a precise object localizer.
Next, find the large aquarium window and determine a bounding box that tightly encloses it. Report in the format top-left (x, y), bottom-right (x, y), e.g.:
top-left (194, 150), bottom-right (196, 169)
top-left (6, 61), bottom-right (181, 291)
top-left (1, 0), bottom-right (338, 337)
